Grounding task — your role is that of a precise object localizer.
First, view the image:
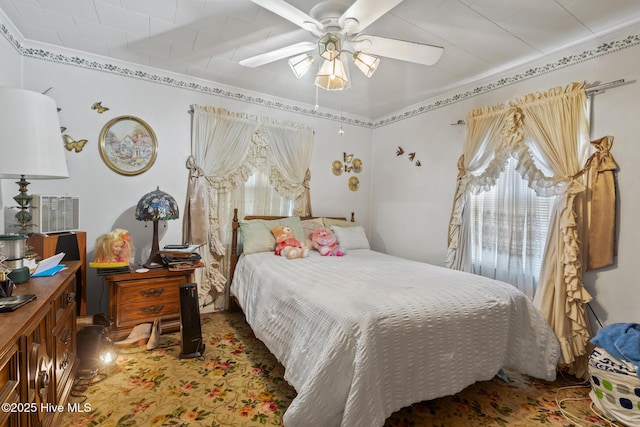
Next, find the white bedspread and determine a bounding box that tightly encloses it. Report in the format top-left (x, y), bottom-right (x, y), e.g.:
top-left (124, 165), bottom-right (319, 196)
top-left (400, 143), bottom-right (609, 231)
top-left (231, 249), bottom-right (560, 427)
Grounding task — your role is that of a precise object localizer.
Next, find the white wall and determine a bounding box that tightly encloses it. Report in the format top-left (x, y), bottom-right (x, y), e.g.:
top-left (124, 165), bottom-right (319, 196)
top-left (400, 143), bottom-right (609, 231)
top-left (0, 20), bottom-right (23, 229)
top-left (0, 16), bottom-right (20, 85)
top-left (371, 41), bottom-right (640, 329)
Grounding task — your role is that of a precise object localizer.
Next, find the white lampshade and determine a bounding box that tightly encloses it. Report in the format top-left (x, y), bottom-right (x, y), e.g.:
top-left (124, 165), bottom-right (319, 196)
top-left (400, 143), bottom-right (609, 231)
top-left (0, 87), bottom-right (69, 180)
top-left (314, 54), bottom-right (350, 91)
top-left (353, 51), bottom-right (380, 78)
top-left (288, 53), bottom-right (315, 78)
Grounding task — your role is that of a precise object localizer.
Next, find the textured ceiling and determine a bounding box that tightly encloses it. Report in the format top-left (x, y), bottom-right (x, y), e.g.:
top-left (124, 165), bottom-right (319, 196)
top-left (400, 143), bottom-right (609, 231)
top-left (2, 0), bottom-right (640, 119)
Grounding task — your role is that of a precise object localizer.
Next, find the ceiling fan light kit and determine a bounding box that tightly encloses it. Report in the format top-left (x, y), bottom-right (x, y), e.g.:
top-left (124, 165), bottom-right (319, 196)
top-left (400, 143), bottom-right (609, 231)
top-left (318, 33), bottom-right (342, 61)
top-left (352, 51), bottom-right (380, 78)
top-left (315, 55), bottom-right (350, 91)
top-left (288, 53), bottom-right (315, 78)
top-left (243, 0), bottom-right (444, 92)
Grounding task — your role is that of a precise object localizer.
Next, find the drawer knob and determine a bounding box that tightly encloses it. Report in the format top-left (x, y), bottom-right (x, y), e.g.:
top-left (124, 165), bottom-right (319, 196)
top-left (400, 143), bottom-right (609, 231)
top-left (60, 328), bottom-right (71, 344)
top-left (140, 288), bottom-right (165, 297)
top-left (66, 291), bottom-right (75, 304)
top-left (140, 304), bottom-right (164, 314)
top-left (59, 351), bottom-right (69, 370)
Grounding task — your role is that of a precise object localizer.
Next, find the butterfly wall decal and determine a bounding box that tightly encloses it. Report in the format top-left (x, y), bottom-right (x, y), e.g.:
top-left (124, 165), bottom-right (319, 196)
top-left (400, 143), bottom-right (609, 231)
top-left (415, 160), bottom-right (422, 167)
top-left (91, 101), bottom-right (109, 114)
top-left (63, 134), bottom-right (88, 153)
top-left (396, 147), bottom-right (404, 156)
top-left (408, 152), bottom-right (416, 161)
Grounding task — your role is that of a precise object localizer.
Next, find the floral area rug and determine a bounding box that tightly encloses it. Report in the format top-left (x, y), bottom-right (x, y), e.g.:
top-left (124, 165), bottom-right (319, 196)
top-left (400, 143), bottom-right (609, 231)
top-left (61, 312), bottom-right (622, 427)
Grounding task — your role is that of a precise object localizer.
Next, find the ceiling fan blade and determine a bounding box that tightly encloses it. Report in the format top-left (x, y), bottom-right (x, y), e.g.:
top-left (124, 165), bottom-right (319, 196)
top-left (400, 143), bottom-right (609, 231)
top-left (239, 42), bottom-right (316, 68)
top-left (339, 0), bottom-right (405, 34)
top-left (351, 35), bottom-right (444, 66)
top-left (251, 0), bottom-right (322, 33)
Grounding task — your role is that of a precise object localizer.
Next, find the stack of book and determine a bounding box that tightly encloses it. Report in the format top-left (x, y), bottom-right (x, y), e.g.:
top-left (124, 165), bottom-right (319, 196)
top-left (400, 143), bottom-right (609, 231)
top-left (159, 244), bottom-right (203, 271)
top-left (88, 261), bottom-right (131, 275)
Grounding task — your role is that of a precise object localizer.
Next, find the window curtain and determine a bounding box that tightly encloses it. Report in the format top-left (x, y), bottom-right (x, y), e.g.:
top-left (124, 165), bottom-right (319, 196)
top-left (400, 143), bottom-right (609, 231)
top-left (517, 84), bottom-right (592, 378)
top-left (446, 105), bottom-right (513, 270)
top-left (446, 82), bottom-right (593, 376)
top-left (182, 106), bottom-right (313, 310)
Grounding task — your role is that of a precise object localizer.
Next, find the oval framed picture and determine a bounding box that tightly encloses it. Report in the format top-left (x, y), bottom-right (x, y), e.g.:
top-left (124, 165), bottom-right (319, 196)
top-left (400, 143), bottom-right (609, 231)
top-left (98, 116), bottom-right (157, 176)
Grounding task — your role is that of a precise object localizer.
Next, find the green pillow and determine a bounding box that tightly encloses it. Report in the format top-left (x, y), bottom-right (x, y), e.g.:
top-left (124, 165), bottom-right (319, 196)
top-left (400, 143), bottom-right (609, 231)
top-left (240, 217), bottom-right (305, 254)
top-left (323, 217), bottom-right (356, 229)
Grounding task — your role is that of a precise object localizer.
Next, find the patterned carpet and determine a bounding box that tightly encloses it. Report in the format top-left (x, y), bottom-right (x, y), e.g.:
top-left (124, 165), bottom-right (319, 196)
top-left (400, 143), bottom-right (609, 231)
top-left (60, 312), bottom-right (621, 427)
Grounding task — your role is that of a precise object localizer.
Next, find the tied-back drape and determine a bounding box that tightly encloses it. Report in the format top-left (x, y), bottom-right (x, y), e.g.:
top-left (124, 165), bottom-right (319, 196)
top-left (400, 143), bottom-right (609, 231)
top-left (584, 136), bottom-right (618, 270)
top-left (183, 106), bottom-right (313, 310)
top-left (446, 82), bottom-right (597, 376)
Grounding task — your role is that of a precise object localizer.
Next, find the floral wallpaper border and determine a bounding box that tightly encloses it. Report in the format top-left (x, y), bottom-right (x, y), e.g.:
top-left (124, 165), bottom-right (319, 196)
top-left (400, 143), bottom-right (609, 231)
top-left (2, 21), bottom-right (639, 129)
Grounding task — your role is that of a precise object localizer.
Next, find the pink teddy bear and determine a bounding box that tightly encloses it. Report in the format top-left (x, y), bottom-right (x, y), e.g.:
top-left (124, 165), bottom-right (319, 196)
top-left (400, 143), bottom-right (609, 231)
top-left (311, 227), bottom-right (344, 256)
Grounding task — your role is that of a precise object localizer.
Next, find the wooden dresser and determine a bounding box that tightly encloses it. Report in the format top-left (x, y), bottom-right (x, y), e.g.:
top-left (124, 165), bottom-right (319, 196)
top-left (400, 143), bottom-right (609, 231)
top-left (0, 261), bottom-right (80, 427)
top-left (103, 268), bottom-right (194, 341)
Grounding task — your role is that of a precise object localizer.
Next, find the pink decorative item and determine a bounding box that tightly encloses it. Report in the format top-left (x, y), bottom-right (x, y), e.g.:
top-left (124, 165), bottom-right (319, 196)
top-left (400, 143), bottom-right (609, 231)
top-left (271, 226), bottom-right (309, 259)
top-left (311, 227), bottom-right (344, 256)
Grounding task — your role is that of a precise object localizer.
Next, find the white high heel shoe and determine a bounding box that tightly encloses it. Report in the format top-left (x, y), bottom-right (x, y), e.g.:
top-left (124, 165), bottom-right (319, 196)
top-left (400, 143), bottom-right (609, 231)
top-left (146, 318), bottom-right (162, 350)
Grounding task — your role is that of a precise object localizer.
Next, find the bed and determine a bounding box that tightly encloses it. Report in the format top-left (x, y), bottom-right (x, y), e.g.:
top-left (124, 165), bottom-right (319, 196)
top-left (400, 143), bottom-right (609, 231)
top-left (229, 210), bottom-right (561, 427)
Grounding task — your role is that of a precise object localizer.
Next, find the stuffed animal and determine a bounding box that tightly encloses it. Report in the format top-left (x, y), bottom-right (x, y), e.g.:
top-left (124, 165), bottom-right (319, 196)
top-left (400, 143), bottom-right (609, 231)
top-left (311, 227), bottom-right (344, 256)
top-left (271, 226), bottom-right (309, 259)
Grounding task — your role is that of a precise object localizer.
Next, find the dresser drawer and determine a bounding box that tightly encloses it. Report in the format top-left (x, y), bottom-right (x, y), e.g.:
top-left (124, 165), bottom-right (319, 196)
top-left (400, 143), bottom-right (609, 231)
top-left (0, 343), bottom-right (20, 427)
top-left (117, 298), bottom-right (180, 327)
top-left (52, 308), bottom-right (76, 402)
top-left (53, 276), bottom-right (76, 322)
top-left (115, 277), bottom-right (181, 306)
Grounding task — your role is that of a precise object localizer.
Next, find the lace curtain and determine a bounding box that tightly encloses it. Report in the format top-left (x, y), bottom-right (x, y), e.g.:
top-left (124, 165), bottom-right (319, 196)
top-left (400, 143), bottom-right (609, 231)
top-left (183, 106), bottom-right (313, 310)
top-left (446, 82), bottom-right (592, 376)
top-left (467, 156), bottom-right (554, 300)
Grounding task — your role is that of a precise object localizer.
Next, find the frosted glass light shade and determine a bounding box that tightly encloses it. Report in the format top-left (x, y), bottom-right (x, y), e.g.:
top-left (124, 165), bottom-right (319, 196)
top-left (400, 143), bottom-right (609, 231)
top-left (0, 87), bottom-right (69, 179)
top-left (315, 56), bottom-right (349, 91)
top-left (318, 33), bottom-right (341, 61)
top-left (353, 51), bottom-right (380, 78)
top-left (288, 53), bottom-right (315, 78)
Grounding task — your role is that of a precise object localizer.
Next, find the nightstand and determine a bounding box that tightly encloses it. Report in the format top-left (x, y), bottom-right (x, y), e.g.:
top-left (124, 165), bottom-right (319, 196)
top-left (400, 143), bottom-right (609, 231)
top-left (104, 268), bottom-right (195, 341)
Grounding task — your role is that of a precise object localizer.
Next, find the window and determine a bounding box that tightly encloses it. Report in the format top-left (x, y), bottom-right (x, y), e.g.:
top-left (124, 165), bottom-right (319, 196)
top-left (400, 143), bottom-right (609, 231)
top-left (242, 170), bottom-right (294, 216)
top-left (467, 157), bottom-right (554, 299)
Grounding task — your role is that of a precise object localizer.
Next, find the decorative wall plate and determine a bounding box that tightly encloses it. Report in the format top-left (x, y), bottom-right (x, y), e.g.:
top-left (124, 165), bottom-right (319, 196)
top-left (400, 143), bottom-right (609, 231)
top-left (332, 160), bottom-right (343, 176)
top-left (348, 176), bottom-right (359, 191)
top-left (99, 116), bottom-right (157, 176)
top-left (352, 158), bottom-right (363, 173)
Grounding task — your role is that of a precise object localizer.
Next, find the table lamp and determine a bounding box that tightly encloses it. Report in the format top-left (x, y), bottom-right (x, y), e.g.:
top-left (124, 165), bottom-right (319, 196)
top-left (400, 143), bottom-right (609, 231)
top-left (135, 187), bottom-right (179, 268)
top-left (0, 87), bottom-right (69, 235)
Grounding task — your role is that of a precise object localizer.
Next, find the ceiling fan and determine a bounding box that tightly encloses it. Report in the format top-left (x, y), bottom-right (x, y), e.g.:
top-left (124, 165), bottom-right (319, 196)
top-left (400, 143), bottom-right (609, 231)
top-left (239, 0), bottom-right (444, 90)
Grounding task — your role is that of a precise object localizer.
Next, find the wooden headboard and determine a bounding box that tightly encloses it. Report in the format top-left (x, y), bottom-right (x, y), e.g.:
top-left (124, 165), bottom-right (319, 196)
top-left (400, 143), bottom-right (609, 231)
top-left (229, 208), bottom-right (355, 285)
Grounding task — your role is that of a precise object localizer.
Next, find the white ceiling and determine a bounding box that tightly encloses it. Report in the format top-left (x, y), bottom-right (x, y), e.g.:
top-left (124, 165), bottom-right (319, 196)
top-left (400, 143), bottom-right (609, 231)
top-left (2, 0), bottom-right (640, 119)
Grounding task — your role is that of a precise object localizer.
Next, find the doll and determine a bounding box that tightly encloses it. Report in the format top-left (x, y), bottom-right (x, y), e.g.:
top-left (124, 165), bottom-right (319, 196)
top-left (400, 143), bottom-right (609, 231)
top-left (311, 227), bottom-right (344, 256)
top-left (271, 225), bottom-right (308, 259)
top-left (93, 228), bottom-right (133, 264)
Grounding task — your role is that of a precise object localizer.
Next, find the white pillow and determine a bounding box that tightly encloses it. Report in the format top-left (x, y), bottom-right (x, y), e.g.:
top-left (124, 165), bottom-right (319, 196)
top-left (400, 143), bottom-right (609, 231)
top-left (332, 225), bottom-right (370, 250)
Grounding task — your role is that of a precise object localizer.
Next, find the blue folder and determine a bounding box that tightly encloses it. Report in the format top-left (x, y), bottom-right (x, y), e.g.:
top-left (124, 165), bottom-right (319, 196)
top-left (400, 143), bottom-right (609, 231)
top-left (31, 264), bottom-right (66, 277)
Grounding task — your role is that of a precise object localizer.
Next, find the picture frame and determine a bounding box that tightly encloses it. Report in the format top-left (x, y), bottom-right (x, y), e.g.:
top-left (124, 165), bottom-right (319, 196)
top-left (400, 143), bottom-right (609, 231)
top-left (98, 116), bottom-right (157, 176)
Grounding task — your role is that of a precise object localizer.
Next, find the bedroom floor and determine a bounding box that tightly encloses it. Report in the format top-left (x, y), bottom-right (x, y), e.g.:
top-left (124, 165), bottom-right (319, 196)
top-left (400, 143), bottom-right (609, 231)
top-left (60, 311), bottom-right (623, 427)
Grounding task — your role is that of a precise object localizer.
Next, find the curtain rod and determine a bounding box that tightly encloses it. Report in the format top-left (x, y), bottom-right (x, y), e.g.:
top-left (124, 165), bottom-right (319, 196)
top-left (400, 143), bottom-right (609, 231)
top-left (585, 78), bottom-right (626, 94)
top-left (451, 78), bottom-right (628, 125)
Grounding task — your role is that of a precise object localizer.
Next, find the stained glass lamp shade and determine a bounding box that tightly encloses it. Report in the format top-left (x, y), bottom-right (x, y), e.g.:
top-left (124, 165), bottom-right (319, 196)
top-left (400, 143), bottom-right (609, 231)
top-left (135, 187), bottom-right (179, 268)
